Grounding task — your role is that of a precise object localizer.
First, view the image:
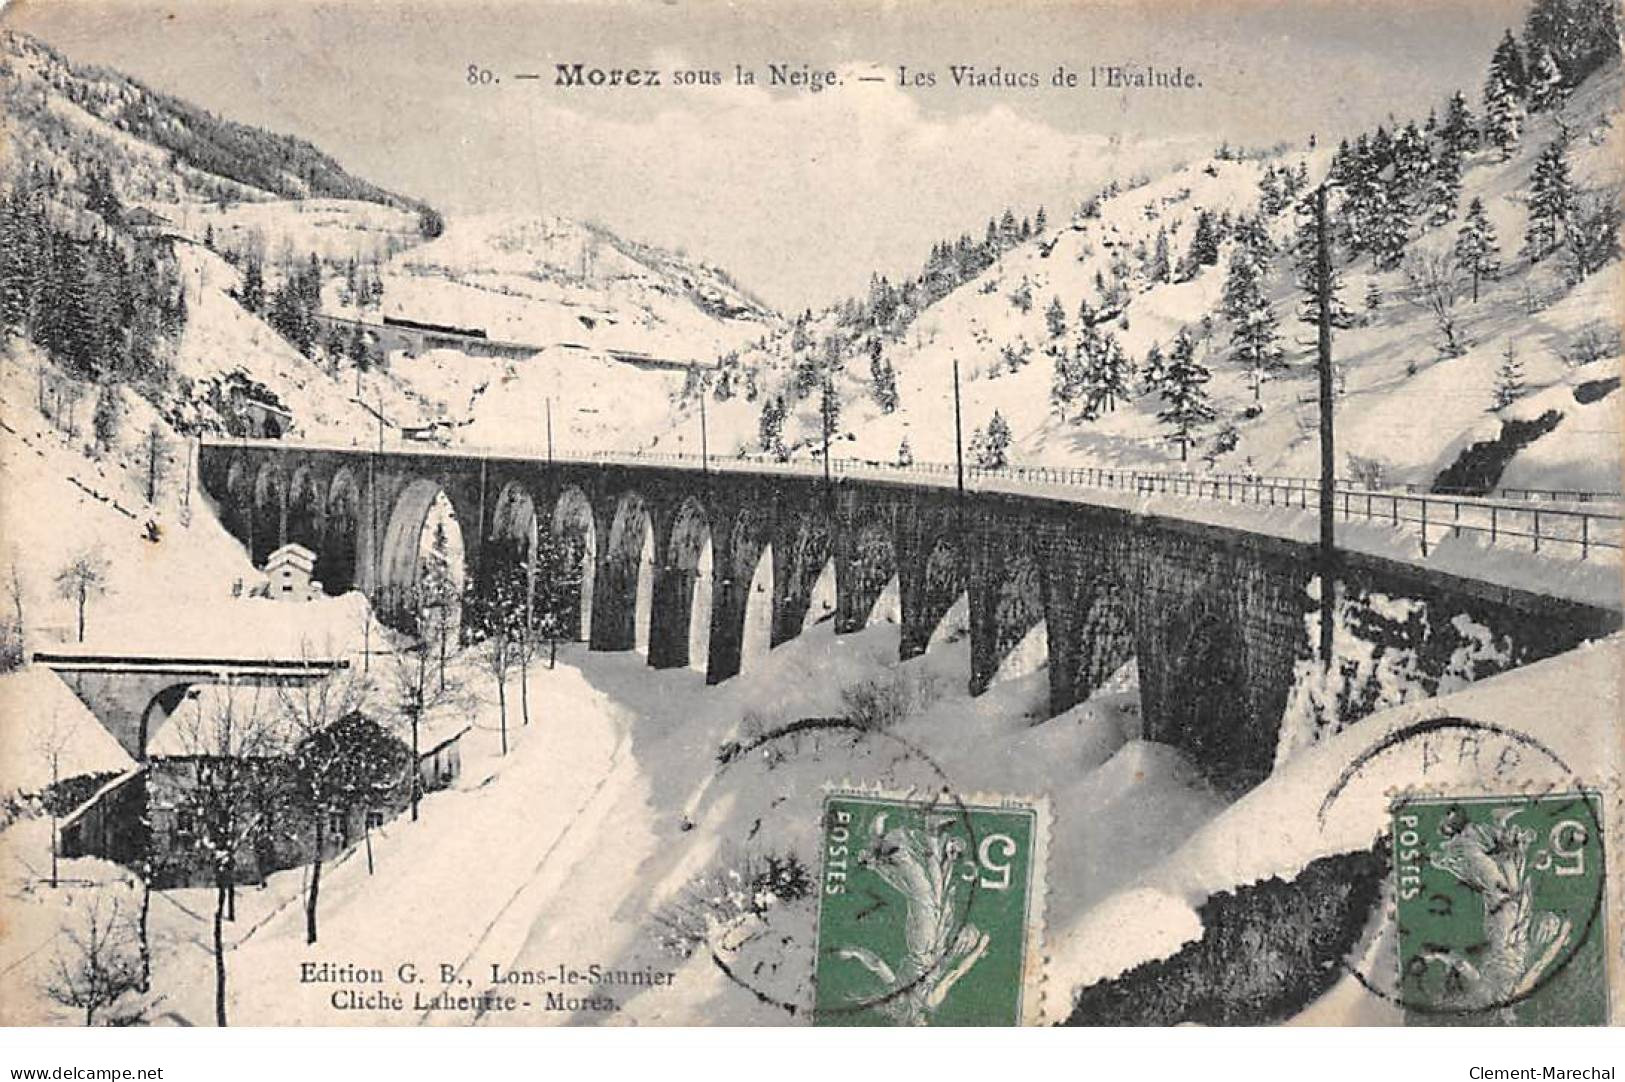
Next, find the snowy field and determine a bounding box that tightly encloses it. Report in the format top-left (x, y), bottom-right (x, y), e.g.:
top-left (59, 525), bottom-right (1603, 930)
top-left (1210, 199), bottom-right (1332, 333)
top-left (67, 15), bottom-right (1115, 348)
top-left (4, 600), bottom-right (1615, 1026)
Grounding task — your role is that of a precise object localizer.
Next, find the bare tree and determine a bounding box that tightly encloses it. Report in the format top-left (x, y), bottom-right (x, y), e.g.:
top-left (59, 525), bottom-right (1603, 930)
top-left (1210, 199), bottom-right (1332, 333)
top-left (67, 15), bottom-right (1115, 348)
top-left (33, 698), bottom-right (82, 889)
top-left (1403, 250), bottom-right (1467, 359)
top-left (165, 683), bottom-right (287, 1026)
top-left (278, 651), bottom-right (402, 944)
top-left (390, 588), bottom-right (466, 822)
top-left (464, 567), bottom-right (526, 756)
top-left (42, 895), bottom-right (144, 1026)
top-left (54, 549), bottom-right (109, 643)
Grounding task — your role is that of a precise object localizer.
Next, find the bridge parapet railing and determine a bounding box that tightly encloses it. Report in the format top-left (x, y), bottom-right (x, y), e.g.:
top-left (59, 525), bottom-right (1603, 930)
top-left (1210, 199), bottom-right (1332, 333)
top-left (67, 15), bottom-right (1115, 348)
top-left (582, 449), bottom-right (1622, 561)
top-left (204, 438), bottom-right (1619, 562)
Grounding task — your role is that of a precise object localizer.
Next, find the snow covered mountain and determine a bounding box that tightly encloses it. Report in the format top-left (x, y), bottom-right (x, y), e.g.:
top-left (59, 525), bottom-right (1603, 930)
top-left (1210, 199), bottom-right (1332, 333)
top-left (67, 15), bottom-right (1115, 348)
top-left (1, 27), bottom-right (778, 456)
top-left (680, 58), bottom-right (1622, 496)
top-left (0, 28), bottom-right (777, 649)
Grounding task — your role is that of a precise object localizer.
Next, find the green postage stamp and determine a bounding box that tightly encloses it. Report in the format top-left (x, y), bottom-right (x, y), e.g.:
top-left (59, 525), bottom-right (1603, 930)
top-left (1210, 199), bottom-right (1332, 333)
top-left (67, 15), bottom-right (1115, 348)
top-left (813, 791), bottom-right (1047, 1026)
top-left (1391, 791), bottom-right (1607, 1026)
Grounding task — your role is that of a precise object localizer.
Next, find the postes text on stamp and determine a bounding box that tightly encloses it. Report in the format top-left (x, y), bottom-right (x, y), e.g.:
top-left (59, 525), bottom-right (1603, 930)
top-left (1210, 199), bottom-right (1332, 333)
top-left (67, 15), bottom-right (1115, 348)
top-left (813, 791), bottom-right (1045, 1026)
top-left (1392, 791), bottom-right (1606, 1026)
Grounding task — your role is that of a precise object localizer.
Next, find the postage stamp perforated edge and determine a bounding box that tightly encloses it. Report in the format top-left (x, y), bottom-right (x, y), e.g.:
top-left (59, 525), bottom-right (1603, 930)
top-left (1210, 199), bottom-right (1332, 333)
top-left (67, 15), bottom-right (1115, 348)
top-left (813, 782), bottom-right (1052, 1026)
top-left (1377, 778), bottom-right (1616, 1024)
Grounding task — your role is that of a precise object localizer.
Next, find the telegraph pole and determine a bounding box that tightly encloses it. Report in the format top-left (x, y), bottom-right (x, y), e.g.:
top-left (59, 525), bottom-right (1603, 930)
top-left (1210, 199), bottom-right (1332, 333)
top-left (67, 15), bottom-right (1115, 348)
top-left (952, 354), bottom-right (965, 498)
top-left (1314, 185), bottom-right (1336, 670)
top-left (699, 391), bottom-right (709, 475)
top-left (822, 376), bottom-right (833, 488)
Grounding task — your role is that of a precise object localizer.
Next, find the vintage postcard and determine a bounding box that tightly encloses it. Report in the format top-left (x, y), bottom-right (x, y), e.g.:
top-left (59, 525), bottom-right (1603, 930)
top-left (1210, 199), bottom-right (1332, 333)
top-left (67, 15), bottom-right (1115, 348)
top-left (0, 0), bottom-right (1620, 1032)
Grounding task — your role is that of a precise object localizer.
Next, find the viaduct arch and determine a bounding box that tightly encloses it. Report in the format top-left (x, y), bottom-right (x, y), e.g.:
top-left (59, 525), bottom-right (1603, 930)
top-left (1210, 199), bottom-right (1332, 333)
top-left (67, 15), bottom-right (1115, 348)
top-left (199, 441), bottom-right (1621, 796)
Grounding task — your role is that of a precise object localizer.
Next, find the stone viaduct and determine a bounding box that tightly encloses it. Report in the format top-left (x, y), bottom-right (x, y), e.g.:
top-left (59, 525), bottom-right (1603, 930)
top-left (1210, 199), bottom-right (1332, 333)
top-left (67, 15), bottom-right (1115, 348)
top-left (198, 440), bottom-right (1620, 795)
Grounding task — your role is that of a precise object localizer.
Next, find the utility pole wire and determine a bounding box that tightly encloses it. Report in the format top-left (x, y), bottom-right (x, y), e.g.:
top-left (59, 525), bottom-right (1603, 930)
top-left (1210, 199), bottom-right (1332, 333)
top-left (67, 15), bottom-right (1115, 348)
top-left (1315, 184), bottom-right (1337, 671)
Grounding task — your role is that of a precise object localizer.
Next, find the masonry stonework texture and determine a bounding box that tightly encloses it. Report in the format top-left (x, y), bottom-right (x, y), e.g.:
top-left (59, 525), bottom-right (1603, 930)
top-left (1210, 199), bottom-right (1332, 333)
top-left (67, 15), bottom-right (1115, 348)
top-left (201, 443), bottom-right (1620, 796)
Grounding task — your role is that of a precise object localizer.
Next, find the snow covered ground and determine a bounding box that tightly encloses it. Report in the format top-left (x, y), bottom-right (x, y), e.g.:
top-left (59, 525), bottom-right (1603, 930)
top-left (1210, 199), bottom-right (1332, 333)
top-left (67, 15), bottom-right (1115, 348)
top-left (0, 604), bottom-right (1226, 1026)
top-left (0, 339), bottom-right (257, 648)
top-left (1056, 633), bottom-right (1624, 1026)
top-left (665, 60), bottom-right (1622, 504)
top-left (5, 604), bottom-right (1613, 1026)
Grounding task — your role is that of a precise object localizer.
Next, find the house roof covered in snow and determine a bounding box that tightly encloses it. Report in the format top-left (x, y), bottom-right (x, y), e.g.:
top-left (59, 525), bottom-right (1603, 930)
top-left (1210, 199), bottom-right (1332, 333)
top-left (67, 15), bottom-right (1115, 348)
top-left (266, 543), bottom-right (317, 574)
top-left (0, 666), bottom-right (137, 791)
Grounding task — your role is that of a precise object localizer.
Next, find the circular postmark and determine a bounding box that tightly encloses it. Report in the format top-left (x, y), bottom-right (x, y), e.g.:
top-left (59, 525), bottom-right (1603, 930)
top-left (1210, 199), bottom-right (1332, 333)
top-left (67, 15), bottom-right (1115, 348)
top-left (1317, 714), bottom-right (1608, 1022)
top-left (697, 716), bottom-right (990, 1022)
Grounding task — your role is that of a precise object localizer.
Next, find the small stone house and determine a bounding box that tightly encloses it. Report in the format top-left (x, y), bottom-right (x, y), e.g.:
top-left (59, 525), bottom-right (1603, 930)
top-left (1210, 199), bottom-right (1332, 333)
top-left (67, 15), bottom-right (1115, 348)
top-left (263, 543), bottom-right (323, 601)
top-left (61, 683), bottom-right (469, 888)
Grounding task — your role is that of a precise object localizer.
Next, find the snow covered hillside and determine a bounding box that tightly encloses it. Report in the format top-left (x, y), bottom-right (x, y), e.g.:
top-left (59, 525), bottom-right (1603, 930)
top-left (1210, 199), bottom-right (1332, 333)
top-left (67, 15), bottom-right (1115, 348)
top-left (0, 338), bottom-right (256, 649)
top-left (676, 60), bottom-right (1622, 498)
top-left (376, 214), bottom-right (773, 358)
top-left (2, 26), bottom-right (779, 466)
top-left (0, 30), bottom-right (423, 210)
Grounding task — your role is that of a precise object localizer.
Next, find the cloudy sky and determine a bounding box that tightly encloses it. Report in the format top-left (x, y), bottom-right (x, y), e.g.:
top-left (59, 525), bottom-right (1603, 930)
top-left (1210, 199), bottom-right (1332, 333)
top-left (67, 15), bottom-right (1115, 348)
top-left (8, 0), bottom-right (1526, 309)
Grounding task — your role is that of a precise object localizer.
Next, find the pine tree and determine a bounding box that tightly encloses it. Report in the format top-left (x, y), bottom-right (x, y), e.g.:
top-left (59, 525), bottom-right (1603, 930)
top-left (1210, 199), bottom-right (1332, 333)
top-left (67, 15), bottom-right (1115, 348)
top-left (973, 410), bottom-right (1012, 468)
top-left (1044, 295), bottom-right (1067, 339)
top-left (1454, 197), bottom-right (1502, 301)
top-left (1392, 122), bottom-right (1432, 197)
top-left (758, 395), bottom-right (787, 459)
top-left (867, 337), bottom-right (898, 413)
top-left (268, 280), bottom-right (304, 350)
top-left (1489, 29), bottom-right (1528, 98)
top-left (1222, 246), bottom-right (1284, 400)
top-left (1525, 139), bottom-right (1574, 261)
top-left (1258, 166), bottom-right (1287, 217)
top-left (1484, 34), bottom-right (1526, 160)
top-left (92, 384), bottom-right (121, 452)
top-left (1524, 0), bottom-right (1622, 84)
top-left (1180, 210), bottom-right (1221, 279)
top-left (1368, 186), bottom-right (1413, 270)
top-left (1082, 329), bottom-right (1135, 416)
top-left (1526, 44), bottom-right (1566, 111)
top-left (1034, 206), bottom-right (1048, 235)
top-left (1050, 328), bottom-right (1090, 421)
top-left (1157, 329), bottom-right (1215, 462)
top-left (1562, 190), bottom-right (1623, 281)
top-left (1364, 280), bottom-right (1383, 312)
top-left (819, 376), bottom-right (841, 442)
top-left (1425, 146), bottom-right (1463, 226)
top-left (1335, 136), bottom-right (1380, 254)
top-left (1148, 227), bottom-right (1171, 283)
top-left (998, 208), bottom-right (1020, 249)
top-left (1491, 341), bottom-right (1525, 409)
top-left (42, 241), bottom-right (101, 378)
top-left (0, 192), bottom-right (39, 332)
top-left (1140, 342), bottom-right (1167, 396)
top-left (1292, 192), bottom-right (1357, 339)
top-left (239, 254), bottom-right (264, 314)
top-left (1439, 91), bottom-right (1477, 156)
top-left (346, 324), bottom-right (371, 375)
top-left (896, 436), bottom-right (913, 467)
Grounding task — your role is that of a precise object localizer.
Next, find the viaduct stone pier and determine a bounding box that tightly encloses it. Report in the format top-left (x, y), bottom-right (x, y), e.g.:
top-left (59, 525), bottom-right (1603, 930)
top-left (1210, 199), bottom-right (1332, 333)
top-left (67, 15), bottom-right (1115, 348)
top-left (198, 440), bottom-right (1620, 796)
